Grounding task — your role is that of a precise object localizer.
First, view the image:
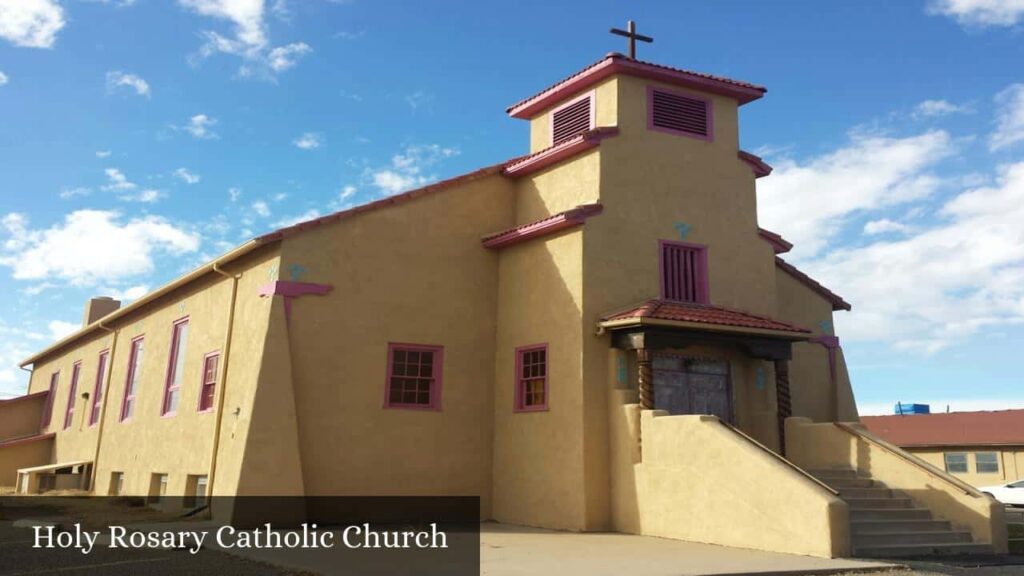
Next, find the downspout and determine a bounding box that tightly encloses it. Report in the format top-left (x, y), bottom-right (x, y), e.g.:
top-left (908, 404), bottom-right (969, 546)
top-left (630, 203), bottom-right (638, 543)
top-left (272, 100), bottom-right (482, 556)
top-left (88, 321), bottom-right (119, 493)
top-left (206, 262), bottom-right (241, 503)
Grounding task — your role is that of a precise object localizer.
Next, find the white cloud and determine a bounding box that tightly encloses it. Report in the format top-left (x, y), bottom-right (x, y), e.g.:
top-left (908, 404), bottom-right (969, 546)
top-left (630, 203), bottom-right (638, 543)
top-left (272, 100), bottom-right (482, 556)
top-left (101, 167), bottom-right (136, 191)
top-left (251, 200), bottom-right (270, 218)
top-left (174, 167), bottom-right (201, 184)
top-left (0, 210), bottom-right (200, 286)
top-left (292, 132), bottom-right (323, 150)
top-left (863, 218), bottom-right (912, 235)
top-left (914, 99), bottom-right (972, 118)
top-left (102, 284), bottom-right (148, 302)
top-left (48, 320), bottom-right (78, 341)
top-left (0, 0), bottom-right (65, 48)
top-left (405, 90), bottom-right (431, 110)
top-left (368, 144), bottom-right (459, 196)
top-left (266, 42), bottom-right (311, 73)
top-left (272, 209), bottom-right (320, 228)
top-left (228, 187), bottom-right (242, 202)
top-left (105, 71), bottom-right (151, 98)
top-left (990, 84), bottom-right (1024, 150)
top-left (758, 130), bottom-right (954, 258)
top-left (175, 114), bottom-right (219, 140)
top-left (95, 150), bottom-right (111, 158)
top-left (0, 70), bottom-right (7, 86)
top-left (59, 186), bottom-right (92, 199)
top-left (928, 0), bottom-right (1024, 26)
top-left (119, 189), bottom-right (164, 203)
top-left (339, 185), bottom-right (356, 200)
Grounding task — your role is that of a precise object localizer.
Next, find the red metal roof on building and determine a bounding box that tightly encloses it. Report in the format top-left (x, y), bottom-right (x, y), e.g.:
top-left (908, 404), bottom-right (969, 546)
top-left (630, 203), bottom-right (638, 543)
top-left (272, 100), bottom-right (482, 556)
top-left (861, 410), bottom-right (1024, 447)
top-left (601, 299), bottom-right (811, 335)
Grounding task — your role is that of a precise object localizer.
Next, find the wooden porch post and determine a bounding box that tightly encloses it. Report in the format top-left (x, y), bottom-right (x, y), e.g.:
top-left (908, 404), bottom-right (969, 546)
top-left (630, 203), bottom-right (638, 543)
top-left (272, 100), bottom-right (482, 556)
top-left (637, 348), bottom-right (654, 410)
top-left (774, 359), bottom-right (791, 456)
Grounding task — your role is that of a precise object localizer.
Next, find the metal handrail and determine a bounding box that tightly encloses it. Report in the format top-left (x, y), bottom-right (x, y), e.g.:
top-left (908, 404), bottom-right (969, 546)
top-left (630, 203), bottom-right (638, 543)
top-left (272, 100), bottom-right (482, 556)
top-left (718, 419), bottom-right (840, 497)
top-left (834, 422), bottom-right (979, 497)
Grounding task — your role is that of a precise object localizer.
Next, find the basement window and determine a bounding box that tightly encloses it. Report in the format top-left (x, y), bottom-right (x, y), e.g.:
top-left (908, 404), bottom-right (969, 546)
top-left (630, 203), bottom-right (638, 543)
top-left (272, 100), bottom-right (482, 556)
top-left (944, 452), bottom-right (968, 474)
top-left (185, 475), bottom-right (208, 508)
top-left (550, 92), bottom-right (594, 145)
top-left (515, 344), bottom-right (548, 412)
top-left (975, 452), bottom-right (999, 474)
top-left (384, 343), bottom-right (443, 410)
top-left (109, 472), bottom-right (123, 496)
top-left (148, 473), bottom-right (168, 505)
top-left (659, 240), bottom-right (709, 304)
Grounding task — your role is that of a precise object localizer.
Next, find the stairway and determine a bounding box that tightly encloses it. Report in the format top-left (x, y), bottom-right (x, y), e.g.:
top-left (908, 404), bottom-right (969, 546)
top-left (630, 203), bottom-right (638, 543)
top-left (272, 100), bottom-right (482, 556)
top-left (809, 467), bottom-right (995, 558)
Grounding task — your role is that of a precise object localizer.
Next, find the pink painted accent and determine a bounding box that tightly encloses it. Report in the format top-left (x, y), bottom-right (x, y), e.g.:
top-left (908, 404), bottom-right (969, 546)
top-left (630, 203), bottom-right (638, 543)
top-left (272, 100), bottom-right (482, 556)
top-left (757, 228), bottom-right (792, 255)
top-left (0, 390), bottom-right (49, 405)
top-left (514, 343), bottom-right (549, 413)
top-left (482, 204), bottom-right (604, 249)
top-left (41, 373), bottom-right (58, 429)
top-left (119, 335), bottom-right (144, 423)
top-left (197, 350), bottom-right (220, 413)
top-left (646, 85), bottom-right (713, 142)
top-left (508, 53), bottom-right (766, 119)
top-left (658, 240), bottom-right (710, 304)
top-left (503, 127), bottom-right (619, 178)
top-left (739, 150), bottom-right (773, 178)
top-left (0, 432), bottom-right (56, 449)
top-left (809, 335), bottom-right (842, 390)
top-left (383, 342), bottom-right (444, 411)
top-left (548, 90), bottom-right (596, 146)
top-left (160, 317), bottom-right (189, 417)
top-left (63, 361), bottom-right (81, 430)
top-left (257, 280), bottom-right (333, 324)
top-left (88, 349), bottom-right (109, 426)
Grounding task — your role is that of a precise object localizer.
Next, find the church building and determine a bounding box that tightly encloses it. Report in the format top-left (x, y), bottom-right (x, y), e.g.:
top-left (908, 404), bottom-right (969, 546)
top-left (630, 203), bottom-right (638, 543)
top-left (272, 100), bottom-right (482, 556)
top-left (0, 46), bottom-right (1007, 558)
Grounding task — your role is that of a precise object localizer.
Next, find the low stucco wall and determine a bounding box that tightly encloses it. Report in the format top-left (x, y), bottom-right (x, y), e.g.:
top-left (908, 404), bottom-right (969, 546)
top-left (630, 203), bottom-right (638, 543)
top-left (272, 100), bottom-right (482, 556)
top-left (610, 398), bottom-right (850, 557)
top-left (786, 417), bottom-right (1008, 553)
top-left (0, 437), bottom-right (53, 487)
top-left (0, 393), bottom-right (47, 442)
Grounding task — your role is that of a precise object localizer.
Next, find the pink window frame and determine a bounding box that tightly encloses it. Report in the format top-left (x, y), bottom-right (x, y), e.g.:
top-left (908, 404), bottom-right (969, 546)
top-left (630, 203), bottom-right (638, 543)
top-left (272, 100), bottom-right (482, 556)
top-left (63, 361), bottom-right (81, 430)
top-left (119, 335), bottom-right (144, 423)
top-left (514, 343), bottom-right (549, 413)
top-left (647, 85), bottom-right (714, 142)
top-left (89, 350), bottom-right (109, 426)
top-left (196, 350), bottom-right (220, 414)
top-left (383, 342), bottom-right (444, 411)
top-left (549, 90), bottom-right (596, 146)
top-left (41, 371), bottom-right (59, 428)
top-left (160, 317), bottom-right (189, 417)
top-left (658, 239), bottom-right (710, 304)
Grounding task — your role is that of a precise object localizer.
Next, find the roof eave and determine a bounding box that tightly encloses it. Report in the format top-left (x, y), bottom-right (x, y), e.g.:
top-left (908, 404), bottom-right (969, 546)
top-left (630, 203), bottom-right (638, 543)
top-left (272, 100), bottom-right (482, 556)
top-left (597, 316), bottom-right (811, 341)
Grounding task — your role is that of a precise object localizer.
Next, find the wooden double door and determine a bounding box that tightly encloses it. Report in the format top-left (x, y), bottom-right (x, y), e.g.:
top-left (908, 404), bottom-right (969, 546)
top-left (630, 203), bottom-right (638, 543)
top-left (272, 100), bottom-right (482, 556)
top-left (651, 353), bottom-right (732, 423)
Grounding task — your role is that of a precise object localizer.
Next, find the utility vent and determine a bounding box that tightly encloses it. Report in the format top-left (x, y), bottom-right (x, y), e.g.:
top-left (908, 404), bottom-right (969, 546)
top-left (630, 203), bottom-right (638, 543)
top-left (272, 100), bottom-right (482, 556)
top-left (551, 95), bottom-right (593, 144)
top-left (651, 89), bottom-right (710, 138)
top-left (661, 242), bottom-right (708, 303)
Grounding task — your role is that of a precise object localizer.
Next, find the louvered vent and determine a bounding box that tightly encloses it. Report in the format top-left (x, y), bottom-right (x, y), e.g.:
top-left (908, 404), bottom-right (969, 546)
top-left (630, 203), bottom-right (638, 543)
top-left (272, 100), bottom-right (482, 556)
top-left (651, 89), bottom-right (709, 138)
top-left (551, 96), bottom-right (592, 144)
top-left (661, 243), bottom-right (707, 303)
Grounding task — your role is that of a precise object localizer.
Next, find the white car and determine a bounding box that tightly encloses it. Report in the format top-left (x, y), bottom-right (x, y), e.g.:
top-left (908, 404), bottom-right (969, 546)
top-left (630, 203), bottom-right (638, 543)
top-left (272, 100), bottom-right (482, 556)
top-left (980, 479), bottom-right (1024, 506)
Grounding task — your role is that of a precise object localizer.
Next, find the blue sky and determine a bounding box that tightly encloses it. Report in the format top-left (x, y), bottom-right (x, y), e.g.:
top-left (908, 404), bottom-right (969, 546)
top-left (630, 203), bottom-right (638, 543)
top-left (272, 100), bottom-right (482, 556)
top-left (1, 0), bottom-right (1023, 415)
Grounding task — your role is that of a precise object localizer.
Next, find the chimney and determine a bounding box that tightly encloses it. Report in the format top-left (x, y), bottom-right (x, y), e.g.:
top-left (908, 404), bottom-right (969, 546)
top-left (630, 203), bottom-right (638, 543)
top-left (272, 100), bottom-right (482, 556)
top-left (82, 297), bottom-right (121, 326)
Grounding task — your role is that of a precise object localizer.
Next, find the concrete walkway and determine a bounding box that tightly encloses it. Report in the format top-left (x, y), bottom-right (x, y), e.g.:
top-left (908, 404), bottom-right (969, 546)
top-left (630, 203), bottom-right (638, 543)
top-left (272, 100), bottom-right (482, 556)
top-left (479, 523), bottom-right (896, 576)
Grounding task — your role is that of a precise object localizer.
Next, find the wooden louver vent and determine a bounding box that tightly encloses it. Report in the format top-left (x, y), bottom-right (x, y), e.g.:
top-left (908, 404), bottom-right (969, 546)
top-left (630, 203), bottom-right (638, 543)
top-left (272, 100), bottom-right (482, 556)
top-left (551, 96), bottom-right (592, 144)
top-left (661, 243), bottom-right (706, 303)
top-left (651, 89), bottom-right (709, 137)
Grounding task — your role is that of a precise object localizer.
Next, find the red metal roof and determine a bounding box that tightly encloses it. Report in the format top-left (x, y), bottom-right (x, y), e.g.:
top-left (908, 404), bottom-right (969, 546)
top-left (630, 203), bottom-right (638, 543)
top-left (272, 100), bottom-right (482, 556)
top-left (601, 299), bottom-right (811, 335)
top-left (775, 257), bottom-right (852, 311)
top-left (482, 204), bottom-right (603, 249)
top-left (758, 228), bottom-right (792, 254)
top-left (861, 410), bottom-right (1024, 447)
top-left (503, 127), bottom-right (619, 177)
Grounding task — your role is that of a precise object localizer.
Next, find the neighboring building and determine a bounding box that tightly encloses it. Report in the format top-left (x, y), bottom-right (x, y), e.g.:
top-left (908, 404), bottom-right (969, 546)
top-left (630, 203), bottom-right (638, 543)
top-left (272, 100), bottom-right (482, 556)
top-left (0, 52), bottom-right (1006, 558)
top-left (862, 410), bottom-right (1024, 487)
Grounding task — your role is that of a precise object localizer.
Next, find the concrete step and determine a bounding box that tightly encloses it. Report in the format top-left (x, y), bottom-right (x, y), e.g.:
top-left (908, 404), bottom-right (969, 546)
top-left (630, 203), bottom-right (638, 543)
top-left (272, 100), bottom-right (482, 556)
top-left (823, 477), bottom-right (876, 489)
top-left (851, 508), bottom-right (933, 521)
top-left (845, 497), bottom-right (915, 509)
top-left (839, 487), bottom-right (892, 499)
top-left (808, 468), bottom-right (858, 478)
top-left (852, 519), bottom-right (952, 534)
top-left (854, 530), bottom-right (974, 547)
top-left (854, 542), bottom-right (995, 558)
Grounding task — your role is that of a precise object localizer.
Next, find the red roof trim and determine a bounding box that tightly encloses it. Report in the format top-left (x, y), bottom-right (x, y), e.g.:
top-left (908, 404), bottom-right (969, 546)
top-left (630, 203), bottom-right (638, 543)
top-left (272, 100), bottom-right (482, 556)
top-left (739, 150), bottom-right (773, 178)
top-left (0, 432), bottom-right (55, 449)
top-left (482, 204), bottom-right (603, 249)
top-left (601, 299), bottom-right (812, 335)
top-left (0, 390), bottom-right (49, 406)
top-left (758, 227), bottom-right (793, 254)
top-left (775, 257), bottom-right (852, 311)
top-left (862, 410), bottom-right (1024, 447)
top-left (503, 127), bottom-right (619, 177)
top-left (508, 53), bottom-right (766, 119)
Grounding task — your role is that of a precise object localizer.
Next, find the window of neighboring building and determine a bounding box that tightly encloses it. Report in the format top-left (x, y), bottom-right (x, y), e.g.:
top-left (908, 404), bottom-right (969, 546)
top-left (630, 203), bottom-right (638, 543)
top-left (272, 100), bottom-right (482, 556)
top-left (384, 343), bottom-right (443, 410)
top-left (89, 351), bottom-right (109, 426)
top-left (944, 452), bottom-right (968, 474)
top-left (109, 472), bottom-right (124, 496)
top-left (148, 473), bottom-right (168, 505)
top-left (63, 362), bottom-right (81, 430)
top-left (160, 318), bottom-right (189, 416)
top-left (975, 452), bottom-right (999, 474)
top-left (41, 371), bottom-right (59, 428)
top-left (659, 240), bottom-right (709, 303)
top-left (120, 337), bottom-right (145, 422)
top-left (648, 86), bottom-right (713, 141)
top-left (185, 475), bottom-right (209, 508)
top-left (515, 344), bottom-right (548, 412)
top-left (197, 352), bottom-right (219, 413)
top-left (550, 92), bottom-right (594, 145)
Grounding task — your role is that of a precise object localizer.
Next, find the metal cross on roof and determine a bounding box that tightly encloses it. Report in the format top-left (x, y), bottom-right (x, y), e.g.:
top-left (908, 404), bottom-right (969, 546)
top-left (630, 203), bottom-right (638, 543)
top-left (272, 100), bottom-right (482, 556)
top-left (609, 20), bottom-right (653, 59)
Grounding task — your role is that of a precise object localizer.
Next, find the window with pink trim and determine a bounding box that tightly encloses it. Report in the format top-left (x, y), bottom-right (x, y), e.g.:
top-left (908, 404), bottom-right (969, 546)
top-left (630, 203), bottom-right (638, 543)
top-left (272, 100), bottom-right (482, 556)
top-left (515, 344), bottom-right (548, 412)
top-left (120, 336), bottom-right (144, 422)
top-left (41, 371), bottom-right (59, 428)
top-left (63, 361), bottom-right (81, 430)
top-left (197, 352), bottom-right (219, 413)
top-left (89, 350), bottom-right (109, 426)
top-left (660, 240), bottom-right (710, 304)
top-left (161, 318), bottom-right (189, 416)
top-left (384, 343), bottom-right (443, 410)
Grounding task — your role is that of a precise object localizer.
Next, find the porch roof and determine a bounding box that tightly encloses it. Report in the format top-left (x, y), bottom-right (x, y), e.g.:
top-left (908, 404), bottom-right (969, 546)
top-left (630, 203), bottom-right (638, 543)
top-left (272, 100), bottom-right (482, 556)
top-left (599, 299), bottom-right (812, 339)
top-left (17, 459), bottom-right (91, 474)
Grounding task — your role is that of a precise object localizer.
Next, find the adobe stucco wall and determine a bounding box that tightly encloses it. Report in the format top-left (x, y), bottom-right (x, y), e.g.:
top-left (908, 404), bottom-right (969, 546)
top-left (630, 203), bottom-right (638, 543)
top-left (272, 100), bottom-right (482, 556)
top-left (0, 393), bottom-right (47, 442)
top-left (0, 438), bottom-right (53, 487)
